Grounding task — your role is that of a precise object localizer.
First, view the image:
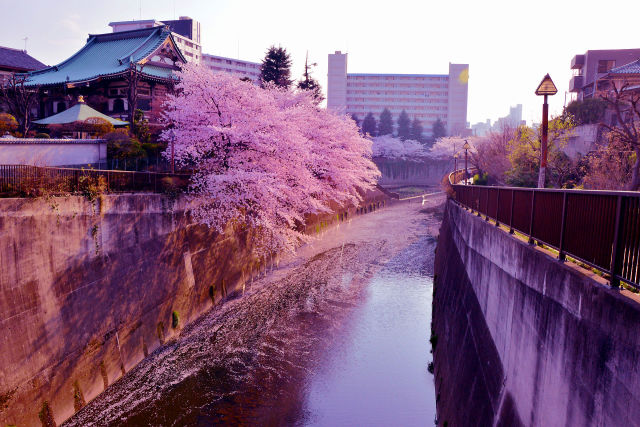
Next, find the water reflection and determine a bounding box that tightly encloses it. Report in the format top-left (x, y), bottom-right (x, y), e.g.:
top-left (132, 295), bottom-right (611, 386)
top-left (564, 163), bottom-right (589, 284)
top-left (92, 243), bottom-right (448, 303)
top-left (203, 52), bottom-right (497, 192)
top-left (303, 238), bottom-right (436, 426)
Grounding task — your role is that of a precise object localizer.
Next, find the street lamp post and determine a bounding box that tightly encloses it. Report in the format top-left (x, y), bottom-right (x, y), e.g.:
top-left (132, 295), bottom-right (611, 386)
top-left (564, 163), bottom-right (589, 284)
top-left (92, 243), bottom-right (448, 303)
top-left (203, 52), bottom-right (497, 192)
top-left (454, 152), bottom-right (459, 174)
top-left (535, 74), bottom-right (558, 188)
top-left (463, 140), bottom-right (471, 185)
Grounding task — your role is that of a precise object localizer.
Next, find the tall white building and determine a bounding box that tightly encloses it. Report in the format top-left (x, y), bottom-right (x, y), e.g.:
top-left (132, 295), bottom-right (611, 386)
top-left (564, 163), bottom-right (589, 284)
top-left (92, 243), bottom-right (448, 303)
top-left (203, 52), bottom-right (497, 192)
top-left (327, 51), bottom-right (469, 137)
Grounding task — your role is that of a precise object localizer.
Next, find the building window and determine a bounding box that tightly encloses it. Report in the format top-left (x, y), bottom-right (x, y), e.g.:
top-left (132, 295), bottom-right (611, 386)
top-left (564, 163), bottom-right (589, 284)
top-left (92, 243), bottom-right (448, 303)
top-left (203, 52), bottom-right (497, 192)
top-left (598, 60), bottom-right (615, 74)
top-left (138, 98), bottom-right (152, 111)
top-left (112, 98), bottom-right (125, 113)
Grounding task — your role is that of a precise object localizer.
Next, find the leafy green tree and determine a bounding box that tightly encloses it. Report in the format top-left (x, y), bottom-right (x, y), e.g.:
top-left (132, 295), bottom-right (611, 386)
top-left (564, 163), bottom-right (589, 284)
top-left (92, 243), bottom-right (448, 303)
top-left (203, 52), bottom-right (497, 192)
top-left (361, 112), bottom-right (377, 137)
top-left (378, 108), bottom-right (394, 136)
top-left (505, 116), bottom-right (576, 187)
top-left (259, 46), bottom-right (293, 89)
top-left (432, 118), bottom-right (446, 139)
top-left (565, 98), bottom-right (607, 124)
top-left (397, 110), bottom-right (411, 140)
top-left (410, 117), bottom-right (423, 142)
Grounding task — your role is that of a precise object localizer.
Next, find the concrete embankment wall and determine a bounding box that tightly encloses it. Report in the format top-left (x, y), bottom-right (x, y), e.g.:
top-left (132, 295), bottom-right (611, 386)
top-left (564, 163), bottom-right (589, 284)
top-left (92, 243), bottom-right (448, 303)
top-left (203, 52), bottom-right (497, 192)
top-left (433, 199), bottom-right (640, 427)
top-left (0, 190), bottom-right (388, 426)
top-left (374, 157), bottom-right (452, 187)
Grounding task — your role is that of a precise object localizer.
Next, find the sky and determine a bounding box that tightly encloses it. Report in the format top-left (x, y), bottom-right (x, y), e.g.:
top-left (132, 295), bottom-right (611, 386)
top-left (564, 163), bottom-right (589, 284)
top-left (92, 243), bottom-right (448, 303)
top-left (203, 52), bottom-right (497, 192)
top-left (2, 0), bottom-right (639, 127)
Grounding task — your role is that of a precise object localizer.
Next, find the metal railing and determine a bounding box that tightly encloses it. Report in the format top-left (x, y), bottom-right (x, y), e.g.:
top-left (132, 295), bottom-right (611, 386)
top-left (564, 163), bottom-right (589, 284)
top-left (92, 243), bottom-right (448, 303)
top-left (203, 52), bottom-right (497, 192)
top-left (0, 165), bottom-right (191, 196)
top-left (448, 168), bottom-right (478, 185)
top-left (451, 183), bottom-right (640, 289)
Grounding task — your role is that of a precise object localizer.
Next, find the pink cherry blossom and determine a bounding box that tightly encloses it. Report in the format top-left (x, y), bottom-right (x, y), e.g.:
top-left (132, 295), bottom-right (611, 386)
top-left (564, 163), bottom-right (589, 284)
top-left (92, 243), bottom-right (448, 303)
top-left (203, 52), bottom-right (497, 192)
top-left (162, 64), bottom-right (380, 255)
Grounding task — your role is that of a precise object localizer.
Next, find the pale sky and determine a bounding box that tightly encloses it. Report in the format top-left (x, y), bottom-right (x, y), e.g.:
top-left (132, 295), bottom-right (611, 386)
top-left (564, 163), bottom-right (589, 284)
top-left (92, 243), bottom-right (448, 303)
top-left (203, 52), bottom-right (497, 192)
top-left (2, 0), bottom-right (639, 126)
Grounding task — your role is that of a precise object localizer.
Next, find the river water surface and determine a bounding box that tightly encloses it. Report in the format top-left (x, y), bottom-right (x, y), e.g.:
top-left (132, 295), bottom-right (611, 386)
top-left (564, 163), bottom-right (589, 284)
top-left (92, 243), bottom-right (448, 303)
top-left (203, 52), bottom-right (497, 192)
top-left (303, 240), bottom-right (436, 426)
top-left (65, 196), bottom-right (442, 427)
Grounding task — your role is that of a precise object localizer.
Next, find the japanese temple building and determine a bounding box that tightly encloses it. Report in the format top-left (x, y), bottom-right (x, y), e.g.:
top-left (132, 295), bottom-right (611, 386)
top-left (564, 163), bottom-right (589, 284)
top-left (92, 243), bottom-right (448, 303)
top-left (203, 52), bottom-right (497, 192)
top-left (25, 26), bottom-right (185, 127)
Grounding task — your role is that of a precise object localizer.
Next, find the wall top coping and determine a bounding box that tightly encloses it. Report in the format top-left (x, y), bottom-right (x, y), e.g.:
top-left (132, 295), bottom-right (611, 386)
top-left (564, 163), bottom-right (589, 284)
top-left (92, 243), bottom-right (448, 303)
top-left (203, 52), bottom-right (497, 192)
top-left (0, 138), bottom-right (106, 145)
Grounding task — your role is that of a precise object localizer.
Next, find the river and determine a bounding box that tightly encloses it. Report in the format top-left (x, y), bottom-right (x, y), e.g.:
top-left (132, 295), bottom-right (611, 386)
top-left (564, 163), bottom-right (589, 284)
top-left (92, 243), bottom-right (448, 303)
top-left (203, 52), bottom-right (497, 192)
top-left (65, 194), bottom-right (443, 427)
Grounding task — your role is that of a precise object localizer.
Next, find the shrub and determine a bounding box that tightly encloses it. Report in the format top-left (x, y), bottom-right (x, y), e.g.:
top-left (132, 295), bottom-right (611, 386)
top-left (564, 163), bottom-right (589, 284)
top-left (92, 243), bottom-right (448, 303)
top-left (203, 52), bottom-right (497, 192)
top-left (171, 310), bottom-right (180, 328)
top-left (35, 132), bottom-right (50, 139)
top-left (0, 113), bottom-right (18, 134)
top-left (566, 98), bottom-right (607, 125)
top-left (473, 172), bottom-right (489, 185)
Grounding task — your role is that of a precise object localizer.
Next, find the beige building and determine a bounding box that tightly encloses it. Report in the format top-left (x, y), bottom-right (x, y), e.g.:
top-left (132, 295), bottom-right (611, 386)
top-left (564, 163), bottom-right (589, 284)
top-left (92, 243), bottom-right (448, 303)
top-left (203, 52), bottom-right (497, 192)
top-left (327, 51), bottom-right (469, 136)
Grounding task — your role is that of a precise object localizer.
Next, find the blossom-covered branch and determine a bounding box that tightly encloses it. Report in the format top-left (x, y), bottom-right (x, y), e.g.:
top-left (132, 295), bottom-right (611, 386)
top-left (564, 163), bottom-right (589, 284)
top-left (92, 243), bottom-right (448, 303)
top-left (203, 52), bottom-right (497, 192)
top-left (162, 64), bottom-right (380, 254)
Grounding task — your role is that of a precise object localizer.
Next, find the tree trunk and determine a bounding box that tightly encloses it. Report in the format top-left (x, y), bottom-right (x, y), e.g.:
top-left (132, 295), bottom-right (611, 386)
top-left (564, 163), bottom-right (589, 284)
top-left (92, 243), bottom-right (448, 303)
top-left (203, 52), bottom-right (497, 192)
top-left (627, 147), bottom-right (640, 191)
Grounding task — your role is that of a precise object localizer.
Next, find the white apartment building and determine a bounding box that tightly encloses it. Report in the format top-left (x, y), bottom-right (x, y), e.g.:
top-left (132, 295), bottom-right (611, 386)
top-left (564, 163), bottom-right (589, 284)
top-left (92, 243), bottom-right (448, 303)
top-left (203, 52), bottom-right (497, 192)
top-left (327, 51), bottom-right (469, 136)
top-left (202, 54), bottom-right (261, 81)
top-left (109, 17), bottom-right (202, 64)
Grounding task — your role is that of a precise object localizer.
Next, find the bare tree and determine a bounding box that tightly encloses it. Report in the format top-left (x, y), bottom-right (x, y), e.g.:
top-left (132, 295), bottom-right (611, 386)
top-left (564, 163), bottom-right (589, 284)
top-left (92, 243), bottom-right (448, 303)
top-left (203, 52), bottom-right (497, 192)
top-left (123, 62), bottom-right (145, 130)
top-left (0, 73), bottom-right (39, 135)
top-left (600, 81), bottom-right (640, 190)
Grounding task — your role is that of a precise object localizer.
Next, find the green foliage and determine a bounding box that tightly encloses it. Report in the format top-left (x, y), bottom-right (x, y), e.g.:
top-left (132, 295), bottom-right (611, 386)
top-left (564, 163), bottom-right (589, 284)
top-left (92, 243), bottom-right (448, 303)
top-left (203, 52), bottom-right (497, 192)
top-left (105, 130), bottom-right (144, 159)
top-left (259, 46), bottom-right (293, 89)
top-left (34, 132), bottom-right (50, 139)
top-left (432, 118), bottom-right (446, 139)
top-left (397, 110), bottom-right (411, 140)
top-left (362, 112), bottom-right (377, 137)
top-left (0, 113), bottom-right (19, 134)
top-left (171, 310), bottom-right (180, 328)
top-left (565, 98), bottom-right (607, 125)
top-left (473, 172), bottom-right (489, 185)
top-left (131, 109), bottom-right (151, 144)
top-left (504, 116), bottom-right (577, 187)
top-left (378, 108), bottom-right (394, 136)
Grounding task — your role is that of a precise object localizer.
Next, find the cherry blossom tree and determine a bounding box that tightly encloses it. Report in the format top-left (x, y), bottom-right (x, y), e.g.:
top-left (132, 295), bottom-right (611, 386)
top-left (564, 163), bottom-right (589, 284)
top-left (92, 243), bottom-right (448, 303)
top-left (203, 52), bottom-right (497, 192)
top-left (371, 135), bottom-right (429, 159)
top-left (162, 64), bottom-right (379, 255)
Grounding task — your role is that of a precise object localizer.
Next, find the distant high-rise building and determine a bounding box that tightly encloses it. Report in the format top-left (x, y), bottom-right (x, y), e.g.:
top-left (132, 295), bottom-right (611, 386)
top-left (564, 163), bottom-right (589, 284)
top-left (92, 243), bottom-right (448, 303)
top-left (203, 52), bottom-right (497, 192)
top-left (327, 51), bottom-right (469, 137)
top-left (109, 17), bottom-right (202, 63)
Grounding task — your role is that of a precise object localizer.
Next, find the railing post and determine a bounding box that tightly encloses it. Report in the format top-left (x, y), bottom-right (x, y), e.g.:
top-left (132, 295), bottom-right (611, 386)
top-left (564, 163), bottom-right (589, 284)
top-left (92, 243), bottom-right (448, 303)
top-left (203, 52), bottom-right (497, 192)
top-left (609, 195), bottom-right (623, 288)
top-left (509, 189), bottom-right (515, 234)
top-left (558, 192), bottom-right (568, 262)
top-left (485, 188), bottom-right (490, 221)
top-left (495, 188), bottom-right (501, 226)
top-left (528, 190), bottom-right (536, 244)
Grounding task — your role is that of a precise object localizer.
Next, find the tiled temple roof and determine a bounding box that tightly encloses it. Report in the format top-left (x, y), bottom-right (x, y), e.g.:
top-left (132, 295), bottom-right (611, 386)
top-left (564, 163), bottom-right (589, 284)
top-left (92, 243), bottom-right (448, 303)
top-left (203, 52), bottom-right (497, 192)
top-left (25, 27), bottom-right (184, 87)
top-left (0, 46), bottom-right (46, 71)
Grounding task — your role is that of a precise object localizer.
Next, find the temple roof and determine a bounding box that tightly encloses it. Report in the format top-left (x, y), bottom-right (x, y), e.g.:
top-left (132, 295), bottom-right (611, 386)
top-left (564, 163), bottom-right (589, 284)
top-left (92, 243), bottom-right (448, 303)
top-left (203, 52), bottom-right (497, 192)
top-left (25, 27), bottom-right (185, 87)
top-left (0, 46), bottom-right (46, 72)
top-left (33, 98), bottom-right (128, 125)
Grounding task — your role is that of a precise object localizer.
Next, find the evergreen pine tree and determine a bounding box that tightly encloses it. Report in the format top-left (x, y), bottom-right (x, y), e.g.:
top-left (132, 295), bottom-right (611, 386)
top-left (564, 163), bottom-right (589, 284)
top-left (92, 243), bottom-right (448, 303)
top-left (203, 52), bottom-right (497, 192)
top-left (432, 118), bottom-right (446, 139)
top-left (410, 117), bottom-right (424, 142)
top-left (397, 110), bottom-right (411, 140)
top-left (297, 52), bottom-right (324, 102)
top-left (362, 112), bottom-right (377, 137)
top-left (259, 46), bottom-right (293, 89)
top-left (378, 108), bottom-right (394, 136)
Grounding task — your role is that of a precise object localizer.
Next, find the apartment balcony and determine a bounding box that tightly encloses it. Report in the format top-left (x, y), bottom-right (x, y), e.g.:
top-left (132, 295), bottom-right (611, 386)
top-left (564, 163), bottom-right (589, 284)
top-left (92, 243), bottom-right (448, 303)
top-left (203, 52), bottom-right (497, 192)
top-left (571, 54), bottom-right (585, 70)
top-left (569, 75), bottom-right (584, 92)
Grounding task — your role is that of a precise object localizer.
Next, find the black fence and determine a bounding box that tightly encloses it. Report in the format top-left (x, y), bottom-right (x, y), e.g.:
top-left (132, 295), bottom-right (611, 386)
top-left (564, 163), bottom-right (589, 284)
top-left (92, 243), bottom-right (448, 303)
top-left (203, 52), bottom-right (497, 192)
top-left (451, 183), bottom-right (640, 289)
top-left (0, 165), bottom-right (191, 196)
